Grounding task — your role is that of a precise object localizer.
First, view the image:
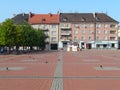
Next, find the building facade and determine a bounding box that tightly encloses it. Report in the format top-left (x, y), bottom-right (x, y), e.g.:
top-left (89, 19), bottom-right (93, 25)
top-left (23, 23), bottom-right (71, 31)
top-left (12, 12), bottom-right (119, 50)
top-left (60, 13), bottom-right (119, 49)
top-left (29, 13), bottom-right (59, 50)
top-left (118, 26), bottom-right (120, 49)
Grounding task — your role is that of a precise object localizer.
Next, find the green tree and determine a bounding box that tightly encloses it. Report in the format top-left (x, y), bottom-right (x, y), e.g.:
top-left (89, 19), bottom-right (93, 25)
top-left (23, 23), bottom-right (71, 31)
top-left (0, 25), bottom-right (5, 46)
top-left (20, 22), bottom-right (37, 51)
top-left (20, 22), bottom-right (46, 51)
top-left (0, 19), bottom-right (18, 53)
top-left (36, 29), bottom-right (46, 50)
top-left (0, 20), bottom-right (47, 54)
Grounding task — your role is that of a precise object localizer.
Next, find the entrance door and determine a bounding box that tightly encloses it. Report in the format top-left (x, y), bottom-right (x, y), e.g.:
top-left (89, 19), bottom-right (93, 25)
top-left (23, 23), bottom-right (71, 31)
top-left (51, 44), bottom-right (58, 50)
top-left (111, 43), bottom-right (115, 48)
top-left (103, 44), bottom-right (107, 48)
top-left (81, 42), bottom-right (85, 49)
top-left (86, 44), bottom-right (91, 49)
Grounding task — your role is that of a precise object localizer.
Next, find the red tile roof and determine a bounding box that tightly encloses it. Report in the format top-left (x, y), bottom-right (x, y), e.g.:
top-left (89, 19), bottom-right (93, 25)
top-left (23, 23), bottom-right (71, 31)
top-left (29, 14), bottom-right (59, 24)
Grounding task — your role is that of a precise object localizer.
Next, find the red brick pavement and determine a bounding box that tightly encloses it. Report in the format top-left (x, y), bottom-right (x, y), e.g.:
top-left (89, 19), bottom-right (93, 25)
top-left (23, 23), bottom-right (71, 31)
top-left (64, 79), bottom-right (120, 90)
top-left (0, 50), bottom-right (120, 90)
top-left (0, 79), bottom-right (52, 90)
top-left (63, 50), bottom-right (120, 90)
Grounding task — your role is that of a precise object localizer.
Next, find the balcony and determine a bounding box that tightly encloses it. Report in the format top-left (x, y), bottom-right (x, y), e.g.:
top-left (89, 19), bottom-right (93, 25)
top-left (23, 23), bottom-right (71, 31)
top-left (60, 26), bottom-right (71, 30)
top-left (60, 39), bottom-right (71, 42)
top-left (110, 24), bottom-right (118, 29)
top-left (110, 30), bottom-right (116, 34)
top-left (61, 32), bottom-right (71, 36)
top-left (60, 37), bottom-right (72, 42)
top-left (109, 37), bottom-right (117, 41)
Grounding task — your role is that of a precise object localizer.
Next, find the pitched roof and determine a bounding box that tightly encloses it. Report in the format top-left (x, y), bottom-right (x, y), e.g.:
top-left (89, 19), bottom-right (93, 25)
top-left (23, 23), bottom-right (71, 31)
top-left (12, 13), bottom-right (29, 24)
top-left (60, 13), bottom-right (95, 22)
top-left (60, 13), bottom-right (118, 23)
top-left (94, 13), bottom-right (118, 22)
top-left (29, 14), bottom-right (59, 24)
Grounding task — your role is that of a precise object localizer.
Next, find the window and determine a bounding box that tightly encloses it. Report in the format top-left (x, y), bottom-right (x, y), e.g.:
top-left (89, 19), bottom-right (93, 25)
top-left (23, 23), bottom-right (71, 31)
top-left (81, 17), bottom-right (86, 21)
top-left (96, 24), bottom-right (101, 28)
top-left (81, 24), bottom-right (85, 28)
top-left (81, 36), bottom-right (85, 40)
top-left (51, 25), bottom-right (56, 29)
top-left (60, 24), bottom-right (64, 27)
top-left (42, 25), bottom-right (48, 30)
top-left (51, 37), bottom-right (56, 41)
top-left (104, 30), bottom-right (107, 34)
top-left (104, 36), bottom-right (108, 40)
top-left (65, 30), bottom-right (71, 35)
top-left (89, 30), bottom-right (93, 34)
top-left (89, 24), bottom-right (93, 28)
top-left (74, 30), bottom-right (78, 34)
top-left (38, 25), bottom-right (41, 29)
top-left (74, 24), bottom-right (79, 28)
top-left (96, 36), bottom-right (99, 40)
top-left (96, 30), bottom-right (101, 34)
top-left (63, 18), bottom-right (67, 21)
top-left (74, 36), bottom-right (78, 41)
top-left (44, 31), bottom-right (49, 36)
top-left (42, 18), bottom-right (46, 22)
top-left (61, 23), bottom-right (70, 27)
top-left (104, 24), bottom-right (108, 28)
top-left (81, 30), bottom-right (85, 34)
top-left (88, 36), bottom-right (92, 40)
top-left (51, 31), bottom-right (56, 35)
top-left (66, 24), bottom-right (69, 27)
top-left (96, 17), bottom-right (100, 21)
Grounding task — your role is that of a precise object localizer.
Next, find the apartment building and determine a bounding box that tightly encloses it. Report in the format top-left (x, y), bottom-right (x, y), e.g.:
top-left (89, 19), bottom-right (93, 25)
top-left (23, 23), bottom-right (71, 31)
top-left (118, 26), bottom-right (120, 49)
top-left (60, 13), bottom-right (119, 49)
top-left (29, 13), bottom-right (59, 50)
top-left (12, 12), bottom-right (119, 50)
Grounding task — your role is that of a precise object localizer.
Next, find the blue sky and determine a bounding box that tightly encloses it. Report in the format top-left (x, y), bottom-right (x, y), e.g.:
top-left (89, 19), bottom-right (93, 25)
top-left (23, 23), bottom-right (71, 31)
top-left (1, 0), bottom-right (120, 22)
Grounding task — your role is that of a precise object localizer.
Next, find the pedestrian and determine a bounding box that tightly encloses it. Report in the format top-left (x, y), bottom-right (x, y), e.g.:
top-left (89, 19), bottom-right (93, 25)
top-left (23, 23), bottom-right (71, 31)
top-left (100, 65), bottom-right (103, 68)
top-left (6, 67), bottom-right (9, 70)
top-left (45, 61), bottom-right (48, 64)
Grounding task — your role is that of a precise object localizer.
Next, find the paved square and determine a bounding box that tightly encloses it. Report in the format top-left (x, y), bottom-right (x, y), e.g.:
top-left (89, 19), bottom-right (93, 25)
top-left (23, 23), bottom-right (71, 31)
top-left (0, 50), bottom-right (120, 90)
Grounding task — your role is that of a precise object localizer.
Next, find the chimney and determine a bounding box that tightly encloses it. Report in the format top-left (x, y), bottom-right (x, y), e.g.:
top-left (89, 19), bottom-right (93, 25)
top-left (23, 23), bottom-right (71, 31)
top-left (49, 13), bottom-right (53, 17)
top-left (22, 13), bottom-right (25, 16)
top-left (93, 12), bottom-right (97, 18)
top-left (57, 11), bottom-right (60, 14)
top-left (29, 12), bottom-right (34, 18)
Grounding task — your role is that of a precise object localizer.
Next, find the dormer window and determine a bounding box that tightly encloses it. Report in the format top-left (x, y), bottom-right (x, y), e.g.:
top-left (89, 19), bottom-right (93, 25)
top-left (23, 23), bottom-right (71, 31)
top-left (42, 18), bottom-right (46, 22)
top-left (81, 17), bottom-right (86, 21)
top-left (63, 18), bottom-right (67, 21)
top-left (96, 17), bottom-right (100, 21)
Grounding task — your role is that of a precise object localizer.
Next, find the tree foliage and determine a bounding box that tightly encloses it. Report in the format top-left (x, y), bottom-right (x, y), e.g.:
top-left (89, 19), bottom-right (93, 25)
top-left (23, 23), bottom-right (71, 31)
top-left (0, 19), bottom-right (46, 54)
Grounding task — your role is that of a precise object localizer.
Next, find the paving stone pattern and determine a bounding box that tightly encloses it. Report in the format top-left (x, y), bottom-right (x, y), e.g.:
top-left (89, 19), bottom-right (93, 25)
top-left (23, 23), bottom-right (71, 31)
top-left (50, 50), bottom-right (63, 90)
